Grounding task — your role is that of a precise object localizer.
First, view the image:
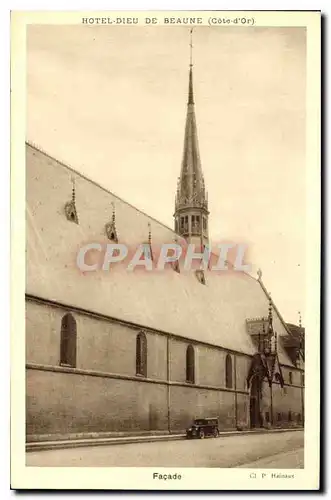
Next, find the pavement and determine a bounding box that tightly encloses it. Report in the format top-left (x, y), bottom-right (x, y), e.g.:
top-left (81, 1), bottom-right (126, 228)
top-left (26, 429), bottom-right (304, 468)
top-left (26, 427), bottom-right (303, 452)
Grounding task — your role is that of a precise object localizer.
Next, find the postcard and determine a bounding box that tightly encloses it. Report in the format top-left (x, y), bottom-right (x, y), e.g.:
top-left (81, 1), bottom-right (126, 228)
top-left (11, 10), bottom-right (320, 490)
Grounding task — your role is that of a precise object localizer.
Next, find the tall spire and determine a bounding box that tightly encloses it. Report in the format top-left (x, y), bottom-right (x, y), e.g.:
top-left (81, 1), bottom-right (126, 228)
top-left (174, 29), bottom-right (209, 248)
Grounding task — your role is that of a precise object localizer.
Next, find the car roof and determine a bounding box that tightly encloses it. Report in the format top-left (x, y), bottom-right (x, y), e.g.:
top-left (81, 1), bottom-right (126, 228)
top-left (194, 417), bottom-right (219, 421)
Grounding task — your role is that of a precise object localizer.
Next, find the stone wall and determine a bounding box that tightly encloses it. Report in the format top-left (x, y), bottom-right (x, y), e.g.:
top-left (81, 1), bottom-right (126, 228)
top-left (26, 297), bottom-right (304, 439)
top-left (26, 368), bottom-right (169, 436)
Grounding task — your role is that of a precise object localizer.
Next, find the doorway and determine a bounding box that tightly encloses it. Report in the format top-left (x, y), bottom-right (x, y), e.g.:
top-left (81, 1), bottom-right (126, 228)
top-left (250, 375), bottom-right (262, 428)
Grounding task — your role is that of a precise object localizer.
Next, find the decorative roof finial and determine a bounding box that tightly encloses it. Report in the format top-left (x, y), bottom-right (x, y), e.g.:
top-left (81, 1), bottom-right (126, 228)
top-left (64, 176), bottom-right (79, 224)
top-left (145, 221), bottom-right (153, 261)
top-left (188, 29), bottom-right (194, 105)
top-left (148, 221), bottom-right (152, 246)
top-left (72, 177), bottom-right (76, 203)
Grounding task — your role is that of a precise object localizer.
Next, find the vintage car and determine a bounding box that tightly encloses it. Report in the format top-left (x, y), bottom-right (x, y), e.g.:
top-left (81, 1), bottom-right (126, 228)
top-left (186, 417), bottom-right (219, 439)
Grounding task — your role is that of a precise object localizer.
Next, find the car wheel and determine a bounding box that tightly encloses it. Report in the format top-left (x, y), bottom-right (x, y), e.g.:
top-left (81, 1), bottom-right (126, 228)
top-left (199, 429), bottom-right (205, 439)
top-left (213, 428), bottom-right (219, 438)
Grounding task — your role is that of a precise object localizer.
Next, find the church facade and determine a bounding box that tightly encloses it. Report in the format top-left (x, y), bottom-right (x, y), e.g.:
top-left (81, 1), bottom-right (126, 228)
top-left (26, 60), bottom-right (304, 442)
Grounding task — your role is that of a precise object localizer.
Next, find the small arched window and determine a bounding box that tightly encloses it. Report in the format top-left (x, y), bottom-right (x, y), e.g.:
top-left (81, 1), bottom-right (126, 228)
top-left (289, 372), bottom-right (293, 385)
top-left (225, 354), bottom-right (233, 389)
top-left (136, 332), bottom-right (147, 377)
top-left (186, 344), bottom-right (195, 384)
top-left (60, 313), bottom-right (77, 367)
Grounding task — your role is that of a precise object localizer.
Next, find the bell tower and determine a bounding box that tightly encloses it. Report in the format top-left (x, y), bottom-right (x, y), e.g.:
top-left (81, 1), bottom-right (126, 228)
top-left (174, 29), bottom-right (209, 248)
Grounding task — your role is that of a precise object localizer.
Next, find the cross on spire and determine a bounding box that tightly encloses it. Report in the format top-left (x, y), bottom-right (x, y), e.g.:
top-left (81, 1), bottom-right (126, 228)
top-left (189, 28), bottom-right (193, 68)
top-left (188, 29), bottom-right (194, 105)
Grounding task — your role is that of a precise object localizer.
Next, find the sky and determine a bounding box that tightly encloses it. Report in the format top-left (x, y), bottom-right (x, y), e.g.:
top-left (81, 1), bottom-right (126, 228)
top-left (27, 25), bottom-right (306, 324)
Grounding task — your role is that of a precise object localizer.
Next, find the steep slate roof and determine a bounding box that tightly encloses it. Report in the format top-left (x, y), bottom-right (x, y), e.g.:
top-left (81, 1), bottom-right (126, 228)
top-left (26, 142), bottom-right (295, 366)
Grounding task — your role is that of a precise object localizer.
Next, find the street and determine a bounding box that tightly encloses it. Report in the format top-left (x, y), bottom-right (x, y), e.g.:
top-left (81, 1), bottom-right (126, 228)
top-left (26, 430), bottom-right (304, 468)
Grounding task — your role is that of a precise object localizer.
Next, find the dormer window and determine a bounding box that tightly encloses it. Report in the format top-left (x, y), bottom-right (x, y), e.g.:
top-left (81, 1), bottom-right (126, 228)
top-left (172, 260), bottom-right (180, 273)
top-left (105, 222), bottom-right (118, 243)
top-left (64, 201), bottom-right (79, 224)
top-left (64, 178), bottom-right (79, 224)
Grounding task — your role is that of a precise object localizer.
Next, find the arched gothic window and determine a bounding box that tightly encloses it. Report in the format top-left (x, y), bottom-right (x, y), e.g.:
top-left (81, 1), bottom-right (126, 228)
top-left (136, 332), bottom-right (147, 377)
top-left (225, 354), bottom-right (233, 388)
top-left (60, 313), bottom-right (77, 367)
top-left (186, 344), bottom-right (195, 384)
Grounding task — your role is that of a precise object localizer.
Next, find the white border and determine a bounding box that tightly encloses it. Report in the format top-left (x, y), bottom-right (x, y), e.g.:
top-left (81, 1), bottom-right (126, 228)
top-left (5, 3), bottom-right (326, 496)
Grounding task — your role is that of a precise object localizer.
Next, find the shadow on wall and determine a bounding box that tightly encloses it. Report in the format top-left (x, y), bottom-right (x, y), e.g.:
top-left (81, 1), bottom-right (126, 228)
top-left (272, 411), bottom-right (304, 428)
